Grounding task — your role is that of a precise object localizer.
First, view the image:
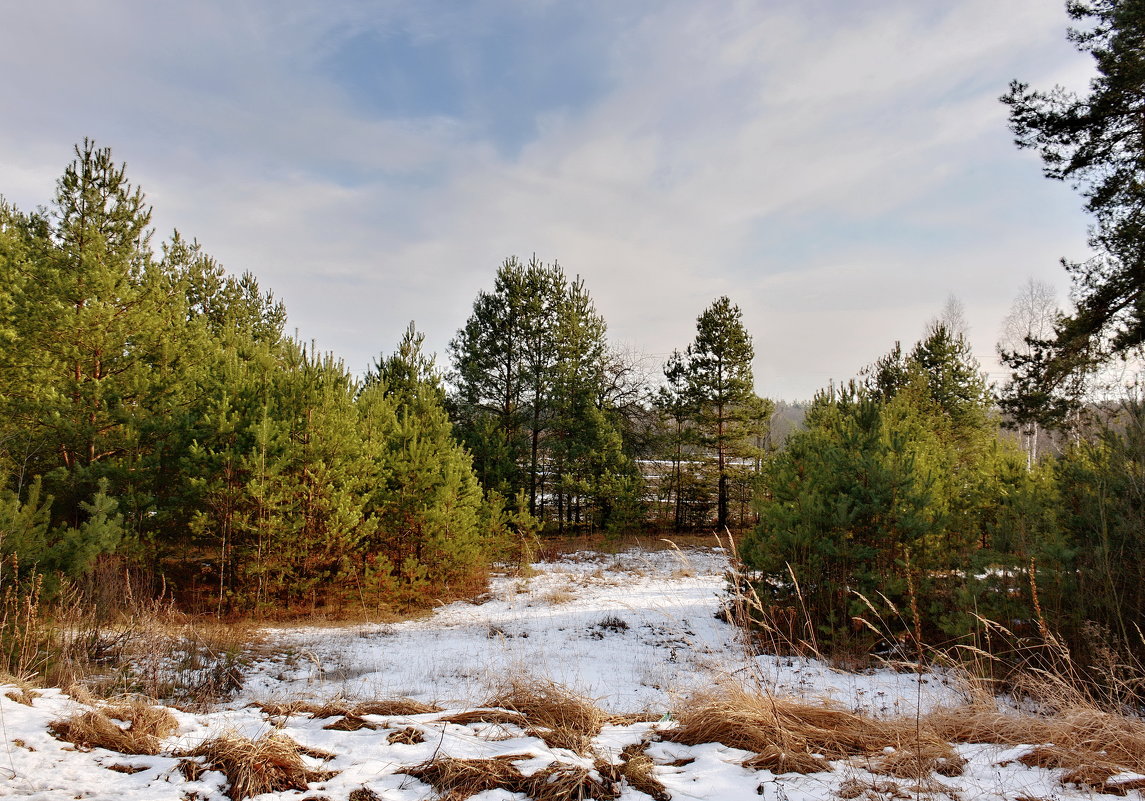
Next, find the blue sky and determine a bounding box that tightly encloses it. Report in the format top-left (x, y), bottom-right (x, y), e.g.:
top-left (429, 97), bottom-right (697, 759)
top-left (0, 1), bottom-right (1096, 399)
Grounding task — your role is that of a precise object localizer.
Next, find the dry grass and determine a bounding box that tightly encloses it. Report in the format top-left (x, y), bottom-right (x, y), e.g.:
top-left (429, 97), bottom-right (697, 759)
top-left (616, 742), bottom-right (671, 801)
top-left (872, 736), bottom-right (967, 779)
top-left (387, 726), bottom-right (425, 745)
top-left (347, 788), bottom-right (383, 801)
top-left (323, 714), bottom-right (378, 731)
top-left (930, 699), bottom-right (1145, 792)
top-left (48, 699), bottom-right (179, 755)
top-left (1, 558), bottom-right (258, 708)
top-left (354, 698), bottom-right (441, 716)
top-left (487, 677), bottom-right (606, 753)
top-left (665, 685), bottom-right (964, 778)
top-left (404, 754), bottom-right (529, 799)
top-left (4, 686), bottom-right (40, 706)
top-left (259, 697), bottom-right (441, 720)
top-left (542, 587), bottom-right (577, 605)
top-left (104, 762), bottom-right (148, 774)
top-left (439, 708), bottom-right (530, 727)
top-left (836, 777), bottom-right (912, 800)
top-left (529, 761), bottom-right (621, 801)
top-left (405, 754), bottom-right (625, 801)
top-left (184, 732), bottom-right (335, 801)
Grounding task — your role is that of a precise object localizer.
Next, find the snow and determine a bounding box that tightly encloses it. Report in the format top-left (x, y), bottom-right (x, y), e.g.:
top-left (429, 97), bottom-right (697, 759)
top-left (0, 544), bottom-right (1128, 800)
top-left (239, 546), bottom-right (956, 717)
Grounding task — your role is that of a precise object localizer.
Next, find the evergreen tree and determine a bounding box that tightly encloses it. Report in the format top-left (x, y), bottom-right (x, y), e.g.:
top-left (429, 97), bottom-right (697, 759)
top-left (685, 297), bottom-right (757, 531)
top-left (1002, 0), bottom-right (1145, 412)
top-left (449, 258), bottom-right (533, 496)
top-left (655, 350), bottom-right (695, 531)
top-left (362, 327), bottom-right (491, 605)
top-left (744, 323), bottom-right (1021, 647)
top-left (449, 257), bottom-right (631, 533)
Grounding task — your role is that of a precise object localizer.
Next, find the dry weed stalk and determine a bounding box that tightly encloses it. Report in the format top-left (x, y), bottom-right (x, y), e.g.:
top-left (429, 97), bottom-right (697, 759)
top-left (185, 732), bottom-right (335, 801)
top-left (716, 533), bottom-right (826, 662)
top-left (48, 699), bottom-right (178, 755)
top-left (0, 568), bottom-right (50, 681)
top-left (487, 677), bottom-right (606, 753)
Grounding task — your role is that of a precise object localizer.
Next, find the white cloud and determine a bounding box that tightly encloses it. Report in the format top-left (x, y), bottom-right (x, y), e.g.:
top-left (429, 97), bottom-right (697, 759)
top-left (0, 0), bottom-right (1095, 398)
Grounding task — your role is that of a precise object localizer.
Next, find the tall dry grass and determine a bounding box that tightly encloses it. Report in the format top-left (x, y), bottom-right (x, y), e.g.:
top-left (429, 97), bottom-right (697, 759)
top-left (0, 561), bottom-right (258, 708)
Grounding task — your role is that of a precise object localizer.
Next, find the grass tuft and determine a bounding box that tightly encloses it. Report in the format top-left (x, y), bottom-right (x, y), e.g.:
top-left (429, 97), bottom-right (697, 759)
top-left (405, 754), bottom-right (527, 799)
top-left (322, 715), bottom-right (378, 731)
top-left (184, 732), bottom-right (335, 801)
top-left (387, 726), bottom-right (425, 745)
top-left (487, 677), bottom-right (606, 753)
top-left (666, 685), bottom-right (964, 778)
top-left (48, 699), bottom-right (178, 755)
top-left (615, 742), bottom-right (671, 801)
top-left (529, 761), bottom-right (621, 801)
top-left (4, 687), bottom-right (40, 706)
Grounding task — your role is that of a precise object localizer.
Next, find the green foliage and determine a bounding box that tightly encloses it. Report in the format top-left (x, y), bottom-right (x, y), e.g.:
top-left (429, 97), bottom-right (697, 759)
top-left (1052, 400), bottom-right (1145, 654)
top-left (743, 385), bottom-right (936, 635)
top-left (743, 327), bottom-right (1040, 646)
top-left (449, 256), bottom-right (638, 534)
top-left (658, 297), bottom-right (770, 532)
top-left (0, 476), bottom-right (123, 582)
top-left (0, 141), bottom-right (503, 615)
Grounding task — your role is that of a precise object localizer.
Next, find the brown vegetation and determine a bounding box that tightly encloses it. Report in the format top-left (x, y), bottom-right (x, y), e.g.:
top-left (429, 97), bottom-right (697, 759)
top-left (930, 698), bottom-right (1145, 793)
top-left (49, 700), bottom-right (178, 755)
top-left (487, 677), bottom-right (606, 753)
top-left (404, 754), bottom-right (627, 801)
top-left (184, 732), bottom-right (336, 801)
top-left (616, 742), bottom-right (671, 801)
top-left (259, 697), bottom-right (442, 719)
top-left (387, 726), bottom-right (426, 745)
top-left (664, 685), bottom-right (954, 776)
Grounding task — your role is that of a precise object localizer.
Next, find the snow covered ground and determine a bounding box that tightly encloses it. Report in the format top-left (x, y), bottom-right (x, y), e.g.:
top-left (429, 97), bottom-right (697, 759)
top-left (240, 546), bottom-right (956, 717)
top-left (0, 544), bottom-right (1137, 800)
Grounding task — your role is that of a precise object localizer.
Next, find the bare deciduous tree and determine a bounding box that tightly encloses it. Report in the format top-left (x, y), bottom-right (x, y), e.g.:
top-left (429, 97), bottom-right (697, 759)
top-left (998, 278), bottom-right (1059, 465)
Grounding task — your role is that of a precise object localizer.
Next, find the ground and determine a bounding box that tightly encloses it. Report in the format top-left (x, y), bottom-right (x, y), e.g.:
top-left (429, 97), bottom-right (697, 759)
top-left (1, 544), bottom-right (1142, 800)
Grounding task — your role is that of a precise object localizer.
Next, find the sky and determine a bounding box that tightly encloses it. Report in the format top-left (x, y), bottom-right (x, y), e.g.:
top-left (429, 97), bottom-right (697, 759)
top-left (0, 1), bottom-right (1098, 400)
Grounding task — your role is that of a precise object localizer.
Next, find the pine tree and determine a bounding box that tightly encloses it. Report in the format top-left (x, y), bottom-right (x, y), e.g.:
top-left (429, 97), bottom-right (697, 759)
top-left (655, 350), bottom-right (694, 531)
top-left (449, 257), bottom-right (629, 532)
top-left (1001, 1), bottom-right (1145, 403)
top-left (686, 297), bottom-right (757, 531)
top-left (363, 327), bottom-right (490, 605)
top-left (449, 258), bottom-right (533, 496)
